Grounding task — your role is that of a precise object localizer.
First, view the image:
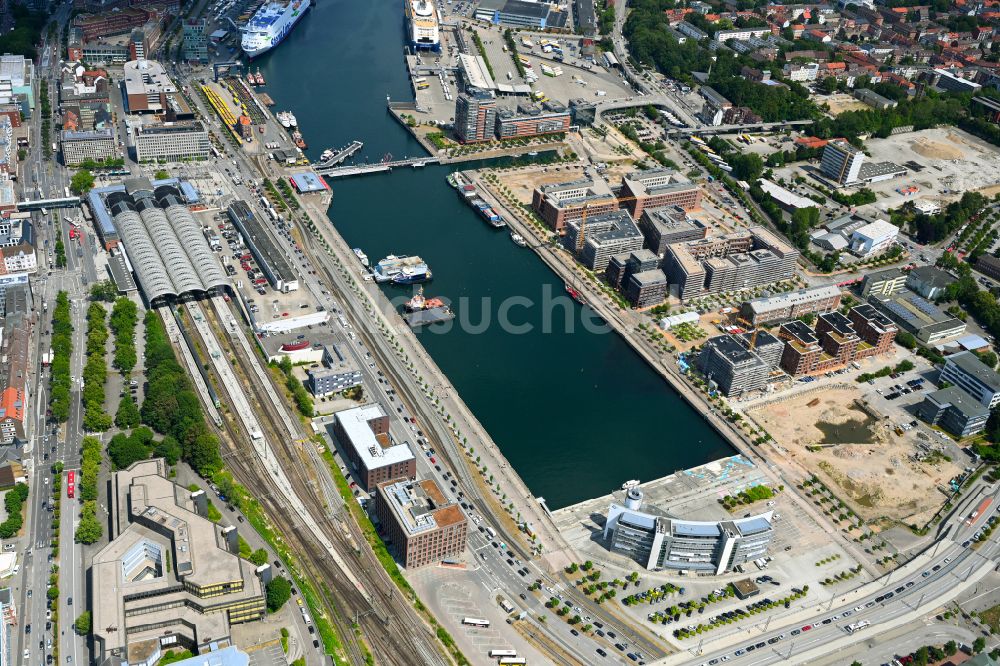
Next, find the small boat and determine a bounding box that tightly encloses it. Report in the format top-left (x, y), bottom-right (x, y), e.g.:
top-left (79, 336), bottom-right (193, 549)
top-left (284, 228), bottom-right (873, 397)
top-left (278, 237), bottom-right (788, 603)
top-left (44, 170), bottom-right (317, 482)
top-left (527, 151), bottom-right (539, 156)
top-left (353, 248), bottom-right (369, 267)
top-left (281, 340), bottom-right (310, 351)
top-left (621, 480), bottom-right (640, 490)
top-left (320, 149), bottom-right (335, 162)
top-left (510, 232), bottom-right (527, 247)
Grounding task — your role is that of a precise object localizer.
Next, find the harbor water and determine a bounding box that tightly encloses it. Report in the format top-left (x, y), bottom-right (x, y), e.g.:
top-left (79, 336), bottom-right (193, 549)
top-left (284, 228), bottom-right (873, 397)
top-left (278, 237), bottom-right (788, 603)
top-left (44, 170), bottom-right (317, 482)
top-left (252, 0), bottom-right (733, 508)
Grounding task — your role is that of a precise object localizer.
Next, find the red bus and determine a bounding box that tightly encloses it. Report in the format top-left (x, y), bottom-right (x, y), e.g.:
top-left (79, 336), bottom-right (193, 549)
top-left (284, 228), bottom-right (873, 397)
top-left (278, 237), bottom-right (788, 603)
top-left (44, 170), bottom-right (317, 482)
top-left (67, 471), bottom-right (75, 499)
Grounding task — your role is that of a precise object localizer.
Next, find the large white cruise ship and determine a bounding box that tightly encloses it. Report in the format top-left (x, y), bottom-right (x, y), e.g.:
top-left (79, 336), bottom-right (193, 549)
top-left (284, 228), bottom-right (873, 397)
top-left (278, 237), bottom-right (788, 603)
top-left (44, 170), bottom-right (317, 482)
top-left (241, 0), bottom-right (310, 58)
top-left (404, 0), bottom-right (440, 51)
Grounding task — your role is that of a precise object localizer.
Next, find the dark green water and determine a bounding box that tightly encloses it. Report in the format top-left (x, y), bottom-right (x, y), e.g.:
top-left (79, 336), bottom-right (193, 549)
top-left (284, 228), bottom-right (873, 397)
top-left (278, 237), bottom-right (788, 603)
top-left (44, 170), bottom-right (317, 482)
top-left (253, 0), bottom-right (733, 508)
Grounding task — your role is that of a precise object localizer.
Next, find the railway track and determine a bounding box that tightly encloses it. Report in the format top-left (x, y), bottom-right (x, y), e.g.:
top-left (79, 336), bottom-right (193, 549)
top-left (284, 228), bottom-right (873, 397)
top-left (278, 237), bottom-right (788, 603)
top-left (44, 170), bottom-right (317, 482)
top-left (181, 300), bottom-right (446, 666)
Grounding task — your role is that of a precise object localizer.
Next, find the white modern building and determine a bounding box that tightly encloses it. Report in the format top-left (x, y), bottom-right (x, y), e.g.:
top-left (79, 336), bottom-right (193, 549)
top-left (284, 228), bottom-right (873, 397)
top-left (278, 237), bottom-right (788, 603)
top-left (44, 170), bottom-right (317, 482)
top-left (604, 488), bottom-right (775, 574)
top-left (939, 351), bottom-right (1000, 408)
top-left (849, 219), bottom-right (898, 257)
top-left (820, 139), bottom-right (865, 185)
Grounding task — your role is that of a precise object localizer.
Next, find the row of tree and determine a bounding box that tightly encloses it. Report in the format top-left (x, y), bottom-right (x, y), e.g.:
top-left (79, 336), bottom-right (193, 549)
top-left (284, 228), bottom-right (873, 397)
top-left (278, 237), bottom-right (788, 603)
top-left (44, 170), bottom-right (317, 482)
top-left (893, 191), bottom-right (988, 244)
top-left (79, 436), bottom-right (102, 502)
top-left (110, 298), bottom-right (138, 374)
top-left (82, 303), bottom-right (111, 432)
top-left (0, 483), bottom-right (29, 539)
top-left (141, 310), bottom-right (223, 477)
top-left (49, 292), bottom-right (73, 422)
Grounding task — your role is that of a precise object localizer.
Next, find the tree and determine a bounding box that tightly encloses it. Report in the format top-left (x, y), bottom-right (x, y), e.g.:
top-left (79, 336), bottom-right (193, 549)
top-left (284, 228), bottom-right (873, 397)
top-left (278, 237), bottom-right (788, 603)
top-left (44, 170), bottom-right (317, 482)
top-left (75, 501), bottom-right (103, 544)
top-left (89, 280), bottom-right (118, 303)
top-left (895, 330), bottom-right (917, 349)
top-left (154, 169), bottom-right (170, 180)
top-left (74, 611), bottom-right (92, 635)
top-left (70, 169), bottom-right (95, 195)
top-left (266, 576), bottom-right (292, 612)
top-left (821, 77), bottom-right (839, 94)
top-left (249, 548), bottom-right (269, 566)
top-left (115, 396), bottom-right (141, 430)
top-left (974, 637), bottom-right (986, 654)
top-left (977, 350), bottom-right (998, 369)
top-left (154, 435), bottom-right (182, 466)
top-left (108, 430), bottom-right (152, 469)
top-left (945, 640), bottom-right (958, 656)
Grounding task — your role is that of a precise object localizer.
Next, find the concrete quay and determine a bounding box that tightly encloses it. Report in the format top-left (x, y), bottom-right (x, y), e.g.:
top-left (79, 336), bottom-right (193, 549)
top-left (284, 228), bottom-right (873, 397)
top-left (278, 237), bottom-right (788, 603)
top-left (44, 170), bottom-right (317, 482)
top-left (467, 167), bottom-right (883, 575)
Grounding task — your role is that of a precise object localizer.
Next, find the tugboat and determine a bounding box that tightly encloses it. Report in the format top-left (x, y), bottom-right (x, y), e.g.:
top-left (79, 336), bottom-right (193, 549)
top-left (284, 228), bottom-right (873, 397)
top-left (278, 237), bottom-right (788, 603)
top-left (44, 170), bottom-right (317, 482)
top-left (404, 286), bottom-right (446, 311)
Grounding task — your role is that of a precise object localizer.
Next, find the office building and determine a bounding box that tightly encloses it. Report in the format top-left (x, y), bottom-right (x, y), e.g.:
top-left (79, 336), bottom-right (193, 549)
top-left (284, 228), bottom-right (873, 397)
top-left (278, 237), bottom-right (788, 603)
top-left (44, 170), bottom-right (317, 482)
top-left (619, 169), bottom-right (702, 220)
top-left (868, 292), bottom-right (966, 344)
top-left (60, 128), bottom-right (115, 165)
top-left (906, 266), bottom-right (955, 300)
top-left (664, 227), bottom-right (799, 301)
top-left (606, 249), bottom-right (658, 291)
top-left (92, 459), bottom-right (266, 665)
top-left (698, 86), bottom-right (732, 126)
top-left (562, 209), bottom-right (643, 272)
top-left (739, 285), bottom-right (842, 326)
top-left (0, 313), bottom-right (29, 445)
top-left (454, 89), bottom-right (497, 143)
top-left (938, 351), bottom-right (1000, 409)
top-left (917, 386), bottom-right (989, 437)
top-left (604, 488), bottom-right (774, 574)
top-left (183, 18), bottom-right (208, 63)
top-left (849, 219), bottom-right (898, 257)
top-left (860, 267), bottom-right (907, 297)
top-left (531, 176), bottom-right (618, 233)
top-left (332, 404), bottom-right (415, 492)
top-left (121, 59), bottom-right (192, 117)
top-left (374, 478), bottom-right (467, 569)
top-left (73, 7), bottom-right (153, 41)
top-left (132, 121), bottom-right (210, 162)
top-left (638, 206), bottom-right (708, 257)
top-left (625, 269), bottom-right (667, 308)
top-left (697, 334), bottom-right (771, 397)
top-left (474, 0), bottom-right (568, 29)
top-left (820, 139), bottom-right (865, 185)
top-left (226, 201), bottom-right (298, 292)
top-left (495, 105), bottom-right (571, 139)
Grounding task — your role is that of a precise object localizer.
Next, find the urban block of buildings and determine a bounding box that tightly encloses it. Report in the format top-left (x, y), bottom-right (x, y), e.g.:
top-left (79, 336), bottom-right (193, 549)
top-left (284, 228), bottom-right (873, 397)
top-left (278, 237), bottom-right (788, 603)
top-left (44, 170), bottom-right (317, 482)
top-left (60, 128), bottom-right (116, 166)
top-left (131, 120), bottom-right (210, 162)
top-left (307, 345), bottom-right (362, 397)
top-left (664, 226), bottom-right (799, 301)
top-left (603, 488), bottom-right (775, 574)
top-left (374, 478), bottom-right (467, 569)
top-left (637, 206), bottom-right (708, 257)
top-left (0, 310), bottom-right (31, 446)
top-left (738, 285), bottom-right (842, 326)
top-left (777, 304), bottom-right (898, 376)
top-left (332, 404), bottom-right (415, 492)
top-left (605, 249), bottom-right (668, 308)
top-left (92, 459), bottom-right (266, 665)
top-left (697, 330), bottom-right (784, 398)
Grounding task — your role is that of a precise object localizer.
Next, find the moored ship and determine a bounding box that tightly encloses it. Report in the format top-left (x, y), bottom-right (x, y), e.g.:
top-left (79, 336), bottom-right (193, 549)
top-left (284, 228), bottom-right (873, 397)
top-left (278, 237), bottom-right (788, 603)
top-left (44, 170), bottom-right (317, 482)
top-left (374, 254), bottom-right (432, 284)
top-left (241, 0), bottom-right (311, 58)
top-left (353, 248), bottom-right (370, 267)
top-left (470, 197), bottom-right (505, 227)
top-left (510, 232), bottom-right (527, 247)
top-left (404, 0), bottom-right (440, 51)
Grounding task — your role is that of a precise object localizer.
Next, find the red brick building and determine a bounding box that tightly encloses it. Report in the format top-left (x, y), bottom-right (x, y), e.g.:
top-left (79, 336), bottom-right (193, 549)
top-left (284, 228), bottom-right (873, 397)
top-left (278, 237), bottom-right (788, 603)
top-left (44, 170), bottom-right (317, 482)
top-left (333, 404), bottom-right (415, 492)
top-left (375, 478), bottom-right (467, 569)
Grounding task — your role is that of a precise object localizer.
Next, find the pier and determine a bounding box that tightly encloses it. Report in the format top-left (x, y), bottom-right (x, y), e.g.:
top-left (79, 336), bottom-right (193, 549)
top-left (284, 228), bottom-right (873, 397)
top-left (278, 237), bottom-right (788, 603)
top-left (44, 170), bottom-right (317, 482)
top-left (313, 140), bottom-right (364, 168)
top-left (314, 156), bottom-right (441, 178)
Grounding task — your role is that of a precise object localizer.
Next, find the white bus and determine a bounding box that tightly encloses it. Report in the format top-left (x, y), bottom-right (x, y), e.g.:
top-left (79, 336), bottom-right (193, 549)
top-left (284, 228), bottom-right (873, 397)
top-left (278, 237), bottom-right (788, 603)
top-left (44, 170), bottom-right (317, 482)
top-left (485, 527), bottom-right (496, 540)
top-left (462, 618), bottom-right (490, 628)
top-left (846, 620), bottom-right (870, 634)
top-left (489, 650), bottom-right (517, 658)
top-left (498, 659), bottom-right (526, 665)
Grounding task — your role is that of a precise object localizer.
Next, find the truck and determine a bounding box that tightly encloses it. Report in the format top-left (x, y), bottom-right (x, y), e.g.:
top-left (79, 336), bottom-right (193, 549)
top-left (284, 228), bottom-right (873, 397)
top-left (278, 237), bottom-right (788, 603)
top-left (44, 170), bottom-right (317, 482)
top-left (498, 597), bottom-right (515, 613)
top-left (966, 497), bottom-right (993, 526)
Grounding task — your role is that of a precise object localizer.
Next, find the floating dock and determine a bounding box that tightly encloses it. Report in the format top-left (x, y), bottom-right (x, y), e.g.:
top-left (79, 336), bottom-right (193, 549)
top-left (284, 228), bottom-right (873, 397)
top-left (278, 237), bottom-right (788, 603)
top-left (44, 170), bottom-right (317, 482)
top-left (315, 140), bottom-right (364, 168)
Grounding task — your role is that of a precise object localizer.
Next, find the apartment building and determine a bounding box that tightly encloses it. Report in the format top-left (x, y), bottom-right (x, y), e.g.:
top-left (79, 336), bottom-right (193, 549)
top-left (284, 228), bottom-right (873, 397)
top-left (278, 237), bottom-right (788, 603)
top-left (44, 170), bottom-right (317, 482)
top-left (697, 334), bottom-right (772, 398)
top-left (132, 121), bottom-right (210, 162)
top-left (562, 209), bottom-right (643, 272)
top-left (531, 175), bottom-right (618, 233)
top-left (739, 285), bottom-right (842, 326)
top-left (938, 351), bottom-right (1000, 408)
top-left (0, 313), bottom-right (29, 445)
top-left (778, 306), bottom-right (898, 375)
top-left (860, 267), bottom-right (907, 297)
top-left (333, 404), bottom-right (415, 491)
top-left (60, 128), bottom-right (115, 165)
top-left (92, 460), bottom-right (266, 665)
top-left (374, 478), bottom-right (467, 569)
top-left (619, 168), bottom-right (702, 219)
top-left (606, 249), bottom-right (658, 290)
top-left (664, 227), bottom-right (799, 301)
top-left (625, 269), bottom-right (668, 308)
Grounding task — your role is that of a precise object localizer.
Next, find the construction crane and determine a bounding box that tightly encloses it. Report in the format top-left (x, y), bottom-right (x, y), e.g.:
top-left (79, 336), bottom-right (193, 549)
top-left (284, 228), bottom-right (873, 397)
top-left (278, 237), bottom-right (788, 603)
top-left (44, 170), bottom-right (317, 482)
top-left (735, 314), bottom-right (761, 350)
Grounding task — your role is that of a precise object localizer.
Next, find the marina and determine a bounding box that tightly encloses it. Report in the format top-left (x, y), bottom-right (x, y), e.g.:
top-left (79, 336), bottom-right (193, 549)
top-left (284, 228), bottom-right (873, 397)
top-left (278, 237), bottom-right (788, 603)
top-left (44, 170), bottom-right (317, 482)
top-left (316, 141), bottom-right (364, 167)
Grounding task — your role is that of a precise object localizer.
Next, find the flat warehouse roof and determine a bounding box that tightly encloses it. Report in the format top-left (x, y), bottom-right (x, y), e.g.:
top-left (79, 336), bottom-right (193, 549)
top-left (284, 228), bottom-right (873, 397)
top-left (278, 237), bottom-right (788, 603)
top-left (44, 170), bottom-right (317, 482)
top-left (289, 172), bottom-right (328, 193)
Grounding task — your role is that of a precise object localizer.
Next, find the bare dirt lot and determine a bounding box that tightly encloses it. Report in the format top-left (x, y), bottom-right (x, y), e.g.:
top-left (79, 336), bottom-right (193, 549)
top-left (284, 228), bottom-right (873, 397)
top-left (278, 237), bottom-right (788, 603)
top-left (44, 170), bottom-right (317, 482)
top-left (747, 386), bottom-right (962, 526)
top-left (823, 93), bottom-right (870, 116)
